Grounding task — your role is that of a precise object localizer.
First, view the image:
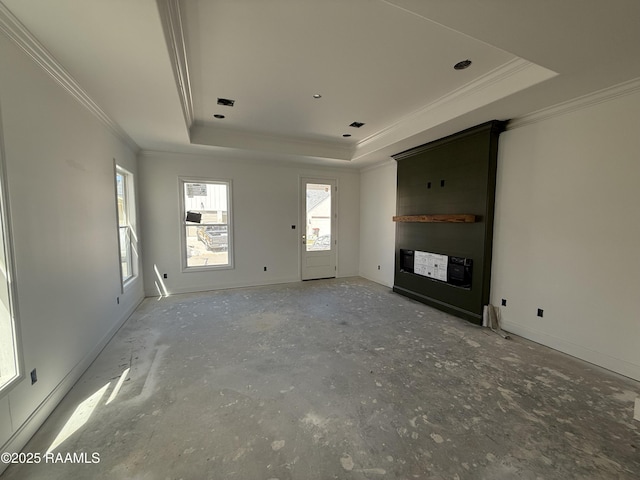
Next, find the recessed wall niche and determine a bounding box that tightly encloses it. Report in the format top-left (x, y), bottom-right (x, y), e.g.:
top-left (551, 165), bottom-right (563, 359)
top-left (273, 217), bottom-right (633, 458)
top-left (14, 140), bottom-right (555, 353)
top-left (392, 120), bottom-right (507, 324)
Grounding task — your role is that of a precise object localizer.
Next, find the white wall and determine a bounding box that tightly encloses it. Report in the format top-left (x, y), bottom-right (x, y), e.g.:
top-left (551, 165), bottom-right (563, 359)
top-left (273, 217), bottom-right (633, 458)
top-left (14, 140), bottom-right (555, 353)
top-left (357, 86), bottom-right (640, 382)
top-left (359, 160), bottom-right (397, 287)
top-left (138, 151), bottom-right (360, 296)
top-left (492, 86), bottom-right (640, 381)
top-left (0, 31), bottom-right (143, 461)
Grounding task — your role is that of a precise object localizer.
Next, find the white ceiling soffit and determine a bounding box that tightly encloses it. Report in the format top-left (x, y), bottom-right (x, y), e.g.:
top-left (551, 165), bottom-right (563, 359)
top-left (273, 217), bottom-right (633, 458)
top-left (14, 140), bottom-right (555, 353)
top-left (174, 0), bottom-right (555, 161)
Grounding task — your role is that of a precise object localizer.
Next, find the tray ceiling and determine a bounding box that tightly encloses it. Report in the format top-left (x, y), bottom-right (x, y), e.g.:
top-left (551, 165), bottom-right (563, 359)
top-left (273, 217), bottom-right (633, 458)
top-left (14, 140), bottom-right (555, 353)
top-left (2, 0), bottom-right (639, 166)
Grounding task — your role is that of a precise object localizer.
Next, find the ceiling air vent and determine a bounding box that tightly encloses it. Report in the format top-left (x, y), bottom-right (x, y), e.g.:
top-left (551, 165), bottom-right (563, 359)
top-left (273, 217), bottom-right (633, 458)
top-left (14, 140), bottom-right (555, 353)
top-left (217, 97), bottom-right (235, 107)
top-left (349, 121), bottom-right (365, 128)
top-left (454, 59), bottom-right (472, 70)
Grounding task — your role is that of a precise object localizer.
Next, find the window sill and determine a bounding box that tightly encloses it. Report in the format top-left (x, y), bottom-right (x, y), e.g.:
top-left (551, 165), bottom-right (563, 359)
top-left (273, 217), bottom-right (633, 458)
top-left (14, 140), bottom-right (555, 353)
top-left (121, 274), bottom-right (137, 292)
top-left (0, 373), bottom-right (25, 400)
top-left (182, 264), bottom-right (234, 273)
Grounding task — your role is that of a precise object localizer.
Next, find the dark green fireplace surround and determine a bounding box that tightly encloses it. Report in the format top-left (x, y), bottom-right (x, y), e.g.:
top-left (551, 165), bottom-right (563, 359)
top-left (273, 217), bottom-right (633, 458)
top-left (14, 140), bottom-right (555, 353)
top-left (392, 120), bottom-right (507, 324)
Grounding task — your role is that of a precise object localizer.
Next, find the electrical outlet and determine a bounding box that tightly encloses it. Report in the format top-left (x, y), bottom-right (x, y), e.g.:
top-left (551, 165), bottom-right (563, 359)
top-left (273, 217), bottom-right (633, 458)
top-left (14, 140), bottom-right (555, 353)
top-left (501, 298), bottom-right (507, 306)
top-left (163, 273), bottom-right (168, 279)
top-left (30, 369), bottom-right (37, 385)
top-left (291, 225), bottom-right (296, 229)
top-left (377, 265), bottom-right (380, 270)
top-left (537, 308), bottom-right (544, 318)
top-left (263, 266), bottom-right (267, 272)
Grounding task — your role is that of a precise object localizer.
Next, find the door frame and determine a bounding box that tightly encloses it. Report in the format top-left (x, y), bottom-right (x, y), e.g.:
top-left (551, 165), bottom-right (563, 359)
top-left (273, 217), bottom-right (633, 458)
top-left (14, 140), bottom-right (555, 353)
top-left (300, 176), bottom-right (338, 280)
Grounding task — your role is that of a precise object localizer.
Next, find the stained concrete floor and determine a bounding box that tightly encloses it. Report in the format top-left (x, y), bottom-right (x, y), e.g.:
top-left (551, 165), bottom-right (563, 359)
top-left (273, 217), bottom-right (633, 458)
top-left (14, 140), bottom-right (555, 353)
top-left (3, 277), bottom-right (639, 479)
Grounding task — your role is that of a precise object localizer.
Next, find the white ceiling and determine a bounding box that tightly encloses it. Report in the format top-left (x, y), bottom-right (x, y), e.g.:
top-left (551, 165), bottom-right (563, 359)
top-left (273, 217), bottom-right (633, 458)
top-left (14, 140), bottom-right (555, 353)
top-left (2, 0), bottom-right (640, 167)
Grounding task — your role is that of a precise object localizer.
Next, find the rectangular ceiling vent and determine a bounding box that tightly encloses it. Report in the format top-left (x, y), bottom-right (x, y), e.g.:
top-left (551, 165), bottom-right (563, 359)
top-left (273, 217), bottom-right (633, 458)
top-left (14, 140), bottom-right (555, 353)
top-left (217, 97), bottom-right (235, 107)
top-left (349, 121), bottom-right (365, 128)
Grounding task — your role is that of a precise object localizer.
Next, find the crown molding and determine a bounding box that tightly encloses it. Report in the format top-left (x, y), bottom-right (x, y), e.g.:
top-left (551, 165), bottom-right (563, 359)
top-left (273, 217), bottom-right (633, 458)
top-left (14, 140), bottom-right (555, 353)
top-left (508, 77), bottom-right (640, 130)
top-left (0, 3), bottom-right (139, 153)
top-left (156, 0), bottom-right (194, 130)
top-left (360, 158), bottom-right (396, 174)
top-left (138, 148), bottom-right (361, 171)
top-left (190, 122), bottom-right (354, 161)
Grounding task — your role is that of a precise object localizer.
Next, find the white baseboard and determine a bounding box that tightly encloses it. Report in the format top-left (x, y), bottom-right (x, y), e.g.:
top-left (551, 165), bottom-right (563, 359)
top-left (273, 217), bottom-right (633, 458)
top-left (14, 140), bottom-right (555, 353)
top-left (501, 320), bottom-right (640, 382)
top-left (143, 271), bottom-right (367, 298)
top-left (0, 298), bottom-right (142, 474)
top-left (144, 275), bottom-right (302, 297)
top-left (359, 272), bottom-right (394, 288)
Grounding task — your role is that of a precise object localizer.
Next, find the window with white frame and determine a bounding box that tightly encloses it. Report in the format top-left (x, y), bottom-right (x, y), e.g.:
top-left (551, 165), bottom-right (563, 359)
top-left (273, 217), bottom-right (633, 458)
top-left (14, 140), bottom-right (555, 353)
top-left (116, 167), bottom-right (136, 284)
top-left (0, 149), bottom-right (19, 395)
top-left (181, 179), bottom-right (232, 269)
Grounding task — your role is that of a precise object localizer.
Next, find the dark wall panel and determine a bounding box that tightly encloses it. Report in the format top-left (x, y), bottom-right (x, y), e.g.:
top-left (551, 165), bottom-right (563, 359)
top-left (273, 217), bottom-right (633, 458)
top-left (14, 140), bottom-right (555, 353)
top-left (393, 120), bottom-right (506, 324)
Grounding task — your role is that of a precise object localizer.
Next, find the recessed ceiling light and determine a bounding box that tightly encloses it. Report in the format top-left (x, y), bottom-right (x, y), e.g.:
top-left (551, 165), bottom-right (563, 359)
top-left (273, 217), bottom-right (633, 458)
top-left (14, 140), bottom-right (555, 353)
top-left (213, 114), bottom-right (225, 119)
top-left (349, 121), bottom-right (365, 128)
top-left (217, 97), bottom-right (235, 107)
top-left (454, 59), bottom-right (472, 70)
top-left (313, 94), bottom-right (322, 99)
top-left (342, 134), bottom-right (352, 137)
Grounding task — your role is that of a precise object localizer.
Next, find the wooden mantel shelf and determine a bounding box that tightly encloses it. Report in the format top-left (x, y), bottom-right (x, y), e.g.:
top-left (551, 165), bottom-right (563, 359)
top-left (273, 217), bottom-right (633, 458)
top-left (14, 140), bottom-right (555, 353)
top-left (392, 214), bottom-right (476, 223)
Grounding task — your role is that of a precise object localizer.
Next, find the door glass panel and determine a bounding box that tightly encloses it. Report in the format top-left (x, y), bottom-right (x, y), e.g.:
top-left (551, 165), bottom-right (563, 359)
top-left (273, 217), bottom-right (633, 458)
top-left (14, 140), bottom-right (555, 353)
top-left (306, 183), bottom-right (331, 251)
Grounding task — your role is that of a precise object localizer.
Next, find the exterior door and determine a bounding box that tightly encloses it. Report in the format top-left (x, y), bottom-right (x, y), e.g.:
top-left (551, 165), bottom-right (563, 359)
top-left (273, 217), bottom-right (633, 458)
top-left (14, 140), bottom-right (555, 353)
top-left (300, 178), bottom-right (336, 280)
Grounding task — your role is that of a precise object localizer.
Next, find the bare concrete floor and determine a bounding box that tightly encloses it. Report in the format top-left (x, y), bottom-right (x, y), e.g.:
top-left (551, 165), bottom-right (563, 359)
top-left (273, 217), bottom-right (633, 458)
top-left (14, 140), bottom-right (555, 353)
top-left (3, 277), bottom-right (639, 479)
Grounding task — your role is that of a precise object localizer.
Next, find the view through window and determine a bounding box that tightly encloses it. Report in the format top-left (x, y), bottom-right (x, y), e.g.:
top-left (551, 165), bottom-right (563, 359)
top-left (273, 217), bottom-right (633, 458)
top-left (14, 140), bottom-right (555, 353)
top-left (0, 169), bottom-right (18, 394)
top-left (116, 169), bottom-right (134, 283)
top-left (182, 180), bottom-right (232, 268)
top-left (306, 183), bottom-right (332, 251)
